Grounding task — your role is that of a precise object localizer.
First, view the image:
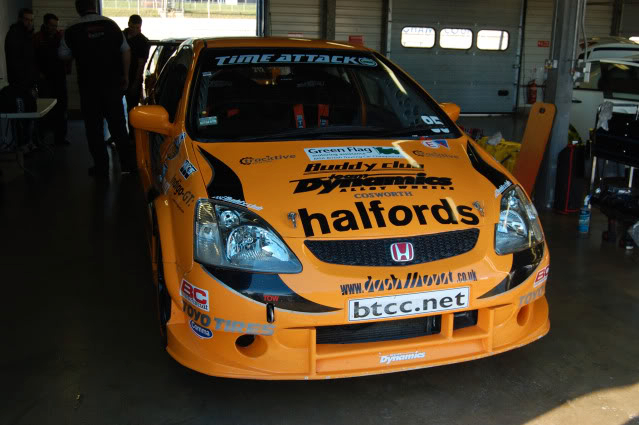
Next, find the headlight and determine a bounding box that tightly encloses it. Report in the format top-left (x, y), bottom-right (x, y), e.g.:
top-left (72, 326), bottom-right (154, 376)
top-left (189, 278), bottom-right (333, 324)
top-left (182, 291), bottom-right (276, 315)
top-left (495, 185), bottom-right (544, 255)
top-left (194, 199), bottom-right (302, 273)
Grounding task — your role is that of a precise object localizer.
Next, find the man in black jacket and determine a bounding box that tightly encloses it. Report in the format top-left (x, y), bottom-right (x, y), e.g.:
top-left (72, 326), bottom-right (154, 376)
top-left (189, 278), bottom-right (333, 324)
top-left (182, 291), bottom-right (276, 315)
top-left (59, 0), bottom-right (134, 178)
top-left (123, 14), bottom-right (150, 136)
top-left (4, 8), bottom-right (37, 91)
top-left (3, 8), bottom-right (38, 153)
top-left (34, 13), bottom-right (69, 146)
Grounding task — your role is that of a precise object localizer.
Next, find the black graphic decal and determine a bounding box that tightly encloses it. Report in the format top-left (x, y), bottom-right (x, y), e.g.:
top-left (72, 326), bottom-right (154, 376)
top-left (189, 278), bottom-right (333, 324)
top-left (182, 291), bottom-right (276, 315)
top-left (466, 141), bottom-right (510, 190)
top-left (198, 148), bottom-right (245, 201)
top-left (478, 242), bottom-right (545, 299)
top-left (203, 266), bottom-right (340, 313)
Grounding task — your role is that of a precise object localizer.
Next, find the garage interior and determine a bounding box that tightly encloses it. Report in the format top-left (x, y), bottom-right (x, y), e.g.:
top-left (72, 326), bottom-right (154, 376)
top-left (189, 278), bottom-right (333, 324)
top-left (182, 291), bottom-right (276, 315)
top-left (1, 0), bottom-right (639, 424)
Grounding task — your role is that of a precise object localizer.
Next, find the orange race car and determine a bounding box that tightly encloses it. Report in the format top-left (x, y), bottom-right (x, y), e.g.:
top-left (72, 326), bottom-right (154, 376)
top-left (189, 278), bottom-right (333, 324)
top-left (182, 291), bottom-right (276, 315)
top-left (130, 37), bottom-right (550, 380)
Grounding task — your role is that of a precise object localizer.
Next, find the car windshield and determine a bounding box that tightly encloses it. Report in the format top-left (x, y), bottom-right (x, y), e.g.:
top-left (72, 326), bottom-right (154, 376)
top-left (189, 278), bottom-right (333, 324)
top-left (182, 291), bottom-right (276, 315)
top-left (188, 48), bottom-right (460, 141)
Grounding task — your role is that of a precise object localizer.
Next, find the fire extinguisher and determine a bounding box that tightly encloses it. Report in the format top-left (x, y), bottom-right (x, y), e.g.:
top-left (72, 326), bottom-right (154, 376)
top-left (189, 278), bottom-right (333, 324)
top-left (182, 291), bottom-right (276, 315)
top-left (527, 80), bottom-right (537, 104)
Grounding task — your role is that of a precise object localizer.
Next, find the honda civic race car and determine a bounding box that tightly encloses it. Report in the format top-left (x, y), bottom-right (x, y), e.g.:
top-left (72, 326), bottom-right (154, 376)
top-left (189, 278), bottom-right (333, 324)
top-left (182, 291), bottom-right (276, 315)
top-left (130, 37), bottom-right (550, 380)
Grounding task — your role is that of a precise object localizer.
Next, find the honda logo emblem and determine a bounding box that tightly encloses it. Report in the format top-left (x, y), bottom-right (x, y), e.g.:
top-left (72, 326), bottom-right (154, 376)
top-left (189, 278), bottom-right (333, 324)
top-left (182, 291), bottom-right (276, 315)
top-left (390, 242), bottom-right (414, 262)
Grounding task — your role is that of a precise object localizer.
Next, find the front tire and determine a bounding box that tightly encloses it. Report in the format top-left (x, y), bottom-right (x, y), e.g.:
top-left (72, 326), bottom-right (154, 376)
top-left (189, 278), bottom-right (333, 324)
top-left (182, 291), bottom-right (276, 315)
top-left (151, 208), bottom-right (171, 347)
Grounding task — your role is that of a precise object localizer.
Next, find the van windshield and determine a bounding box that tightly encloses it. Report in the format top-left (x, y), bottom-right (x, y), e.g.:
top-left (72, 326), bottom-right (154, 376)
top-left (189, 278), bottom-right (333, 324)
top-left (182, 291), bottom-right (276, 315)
top-left (188, 48), bottom-right (460, 141)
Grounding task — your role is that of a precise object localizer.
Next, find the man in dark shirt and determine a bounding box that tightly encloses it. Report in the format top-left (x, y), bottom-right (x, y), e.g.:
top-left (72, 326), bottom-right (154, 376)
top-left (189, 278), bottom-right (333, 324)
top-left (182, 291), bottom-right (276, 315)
top-left (4, 8), bottom-right (37, 153)
top-left (4, 8), bottom-right (37, 91)
top-left (34, 13), bottom-right (69, 146)
top-left (59, 0), bottom-right (134, 179)
top-left (123, 14), bottom-right (150, 137)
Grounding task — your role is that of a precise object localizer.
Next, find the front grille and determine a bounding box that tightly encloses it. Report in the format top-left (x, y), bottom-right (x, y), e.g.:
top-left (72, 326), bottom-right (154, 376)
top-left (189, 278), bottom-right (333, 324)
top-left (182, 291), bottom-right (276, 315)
top-left (305, 228), bottom-right (479, 266)
top-left (316, 316), bottom-right (441, 345)
top-left (453, 310), bottom-right (478, 330)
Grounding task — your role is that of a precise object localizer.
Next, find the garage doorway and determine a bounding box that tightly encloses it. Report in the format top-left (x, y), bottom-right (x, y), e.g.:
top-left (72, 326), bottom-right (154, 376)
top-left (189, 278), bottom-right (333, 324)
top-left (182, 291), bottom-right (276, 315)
top-left (100, 0), bottom-right (258, 39)
top-left (389, 0), bottom-right (522, 113)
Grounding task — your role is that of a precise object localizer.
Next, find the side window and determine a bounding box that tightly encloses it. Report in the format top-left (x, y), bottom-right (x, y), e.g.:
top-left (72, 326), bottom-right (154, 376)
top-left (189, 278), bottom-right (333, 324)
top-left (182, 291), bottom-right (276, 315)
top-left (147, 46), bottom-right (161, 75)
top-left (439, 28), bottom-right (472, 49)
top-left (157, 47), bottom-right (193, 122)
top-left (575, 61), bottom-right (601, 90)
top-left (599, 63), bottom-right (639, 98)
top-left (401, 27), bottom-right (436, 48)
top-left (477, 30), bottom-right (509, 51)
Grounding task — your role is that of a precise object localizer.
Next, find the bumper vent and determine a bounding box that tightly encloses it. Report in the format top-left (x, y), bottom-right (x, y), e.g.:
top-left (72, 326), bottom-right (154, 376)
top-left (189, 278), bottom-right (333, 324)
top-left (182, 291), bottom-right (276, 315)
top-left (305, 228), bottom-right (479, 267)
top-left (316, 316), bottom-right (442, 345)
top-left (453, 310), bottom-right (478, 330)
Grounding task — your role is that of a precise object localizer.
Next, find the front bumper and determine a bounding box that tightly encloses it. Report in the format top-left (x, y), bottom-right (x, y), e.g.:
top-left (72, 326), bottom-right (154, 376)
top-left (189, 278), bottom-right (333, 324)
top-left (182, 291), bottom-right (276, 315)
top-left (162, 259), bottom-right (550, 380)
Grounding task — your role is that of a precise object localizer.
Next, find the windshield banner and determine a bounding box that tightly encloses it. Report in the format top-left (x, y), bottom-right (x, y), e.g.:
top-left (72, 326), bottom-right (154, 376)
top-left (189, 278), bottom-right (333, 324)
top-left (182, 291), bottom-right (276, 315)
top-left (213, 53), bottom-right (378, 67)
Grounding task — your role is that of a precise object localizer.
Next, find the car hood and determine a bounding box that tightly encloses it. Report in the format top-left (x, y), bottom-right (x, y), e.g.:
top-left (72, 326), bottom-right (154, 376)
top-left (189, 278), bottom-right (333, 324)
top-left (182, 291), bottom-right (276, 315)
top-left (193, 138), bottom-right (503, 238)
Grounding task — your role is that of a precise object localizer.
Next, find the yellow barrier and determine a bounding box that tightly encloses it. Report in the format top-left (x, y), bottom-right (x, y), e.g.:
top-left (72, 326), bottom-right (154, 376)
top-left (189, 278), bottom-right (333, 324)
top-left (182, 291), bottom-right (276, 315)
top-left (475, 137), bottom-right (521, 174)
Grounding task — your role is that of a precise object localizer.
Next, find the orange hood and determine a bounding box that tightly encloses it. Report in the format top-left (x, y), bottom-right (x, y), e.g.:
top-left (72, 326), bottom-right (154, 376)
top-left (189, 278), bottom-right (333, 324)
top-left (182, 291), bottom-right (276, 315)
top-left (193, 138), bottom-right (500, 238)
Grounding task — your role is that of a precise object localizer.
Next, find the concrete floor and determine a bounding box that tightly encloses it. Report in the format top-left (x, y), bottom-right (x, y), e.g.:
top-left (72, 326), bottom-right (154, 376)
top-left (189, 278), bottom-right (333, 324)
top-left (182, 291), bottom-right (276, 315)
top-left (1, 121), bottom-right (638, 425)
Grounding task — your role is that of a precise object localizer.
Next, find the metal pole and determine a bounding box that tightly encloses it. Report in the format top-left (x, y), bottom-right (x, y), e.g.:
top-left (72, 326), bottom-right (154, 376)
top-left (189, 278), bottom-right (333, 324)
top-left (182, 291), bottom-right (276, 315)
top-left (534, 0), bottom-right (581, 209)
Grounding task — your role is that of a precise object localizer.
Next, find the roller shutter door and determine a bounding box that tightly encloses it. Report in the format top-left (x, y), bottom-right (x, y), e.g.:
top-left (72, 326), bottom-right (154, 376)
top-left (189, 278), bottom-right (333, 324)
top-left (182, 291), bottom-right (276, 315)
top-left (269, 0), bottom-right (322, 38)
top-left (390, 0), bottom-right (521, 113)
top-left (336, 0), bottom-right (383, 52)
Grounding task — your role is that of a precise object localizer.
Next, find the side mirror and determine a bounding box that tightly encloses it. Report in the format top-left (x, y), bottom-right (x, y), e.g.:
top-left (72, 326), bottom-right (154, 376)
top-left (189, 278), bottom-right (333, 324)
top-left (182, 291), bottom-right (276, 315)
top-left (440, 102), bottom-right (461, 122)
top-left (130, 105), bottom-right (171, 135)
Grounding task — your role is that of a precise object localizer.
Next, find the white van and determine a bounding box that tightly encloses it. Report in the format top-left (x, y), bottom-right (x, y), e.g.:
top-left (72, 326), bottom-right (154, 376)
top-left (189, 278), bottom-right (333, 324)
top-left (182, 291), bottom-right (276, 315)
top-left (571, 56), bottom-right (639, 141)
top-left (578, 37), bottom-right (639, 61)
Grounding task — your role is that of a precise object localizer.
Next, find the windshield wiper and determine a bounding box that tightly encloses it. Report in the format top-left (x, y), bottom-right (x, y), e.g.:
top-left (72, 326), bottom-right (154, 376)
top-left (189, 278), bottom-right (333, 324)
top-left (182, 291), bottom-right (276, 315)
top-left (235, 125), bottom-right (390, 142)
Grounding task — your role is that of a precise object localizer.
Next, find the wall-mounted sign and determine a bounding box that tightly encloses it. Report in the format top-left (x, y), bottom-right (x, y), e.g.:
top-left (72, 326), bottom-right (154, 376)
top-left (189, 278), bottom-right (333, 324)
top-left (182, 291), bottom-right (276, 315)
top-left (349, 35), bottom-right (364, 45)
top-left (537, 40), bottom-right (550, 48)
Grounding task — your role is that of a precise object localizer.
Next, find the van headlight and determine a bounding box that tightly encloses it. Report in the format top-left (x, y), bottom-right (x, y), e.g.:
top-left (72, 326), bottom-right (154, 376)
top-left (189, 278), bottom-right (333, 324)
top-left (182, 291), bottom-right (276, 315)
top-left (194, 199), bottom-right (302, 273)
top-left (494, 186), bottom-right (544, 255)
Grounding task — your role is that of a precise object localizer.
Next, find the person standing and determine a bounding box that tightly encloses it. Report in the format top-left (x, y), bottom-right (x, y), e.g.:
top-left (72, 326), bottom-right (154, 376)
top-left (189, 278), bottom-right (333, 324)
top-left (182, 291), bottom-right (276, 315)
top-left (4, 8), bottom-right (38, 153)
top-left (59, 0), bottom-right (135, 178)
top-left (34, 13), bottom-right (69, 146)
top-left (123, 14), bottom-right (150, 136)
top-left (4, 8), bottom-right (37, 92)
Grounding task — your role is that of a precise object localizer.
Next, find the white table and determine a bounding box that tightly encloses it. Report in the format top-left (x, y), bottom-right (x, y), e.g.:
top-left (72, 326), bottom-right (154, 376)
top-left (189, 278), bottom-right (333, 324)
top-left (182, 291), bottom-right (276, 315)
top-left (0, 98), bottom-right (58, 173)
top-left (0, 97), bottom-right (57, 120)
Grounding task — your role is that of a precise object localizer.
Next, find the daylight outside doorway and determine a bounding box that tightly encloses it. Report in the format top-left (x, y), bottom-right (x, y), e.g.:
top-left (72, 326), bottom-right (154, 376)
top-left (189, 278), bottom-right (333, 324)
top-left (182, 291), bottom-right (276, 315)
top-left (101, 0), bottom-right (257, 39)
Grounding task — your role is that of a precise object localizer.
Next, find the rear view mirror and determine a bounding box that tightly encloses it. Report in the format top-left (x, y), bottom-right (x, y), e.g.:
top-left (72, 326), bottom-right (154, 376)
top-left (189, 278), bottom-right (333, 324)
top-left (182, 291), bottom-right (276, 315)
top-left (440, 102), bottom-right (461, 122)
top-left (130, 105), bottom-right (171, 135)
